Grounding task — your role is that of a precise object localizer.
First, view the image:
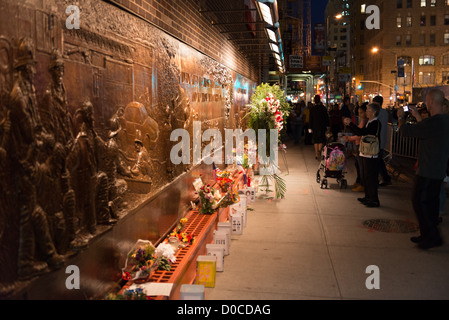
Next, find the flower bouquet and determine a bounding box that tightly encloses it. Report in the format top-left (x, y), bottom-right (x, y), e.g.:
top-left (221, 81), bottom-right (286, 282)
top-left (122, 239), bottom-right (178, 281)
top-left (122, 240), bottom-right (157, 281)
top-left (154, 243), bottom-right (176, 271)
top-left (217, 170), bottom-right (232, 193)
top-left (175, 217), bottom-right (188, 233)
top-left (197, 184), bottom-right (220, 215)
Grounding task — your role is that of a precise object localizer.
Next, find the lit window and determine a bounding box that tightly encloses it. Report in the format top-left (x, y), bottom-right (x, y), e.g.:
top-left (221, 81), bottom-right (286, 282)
top-left (419, 55), bottom-right (435, 65)
top-left (407, 16), bottom-right (412, 27)
top-left (419, 72), bottom-right (435, 84)
top-left (421, 0), bottom-right (427, 7)
top-left (397, 17), bottom-right (402, 28)
top-left (445, 33), bottom-right (449, 44)
top-left (430, 0), bottom-right (437, 6)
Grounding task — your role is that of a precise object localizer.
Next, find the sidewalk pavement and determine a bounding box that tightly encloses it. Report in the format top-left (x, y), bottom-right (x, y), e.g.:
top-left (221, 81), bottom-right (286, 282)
top-left (205, 141), bottom-right (449, 300)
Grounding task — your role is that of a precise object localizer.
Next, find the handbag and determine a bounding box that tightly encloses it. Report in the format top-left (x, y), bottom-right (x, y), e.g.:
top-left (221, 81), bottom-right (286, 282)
top-left (359, 121), bottom-right (380, 156)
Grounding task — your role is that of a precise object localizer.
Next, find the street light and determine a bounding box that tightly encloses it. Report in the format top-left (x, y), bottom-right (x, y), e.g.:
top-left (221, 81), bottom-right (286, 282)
top-left (325, 13), bottom-right (344, 108)
top-left (326, 12), bottom-right (352, 105)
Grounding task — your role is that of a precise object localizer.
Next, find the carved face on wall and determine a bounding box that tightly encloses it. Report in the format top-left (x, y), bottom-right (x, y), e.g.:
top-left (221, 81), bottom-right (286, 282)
top-left (51, 65), bottom-right (64, 86)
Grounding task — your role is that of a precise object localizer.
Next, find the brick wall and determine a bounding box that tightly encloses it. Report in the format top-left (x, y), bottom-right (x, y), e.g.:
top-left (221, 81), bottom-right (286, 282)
top-left (107, 0), bottom-right (259, 82)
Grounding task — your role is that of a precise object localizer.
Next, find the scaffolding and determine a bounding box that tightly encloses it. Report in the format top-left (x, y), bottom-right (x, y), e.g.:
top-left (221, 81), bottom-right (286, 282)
top-left (280, 0), bottom-right (311, 57)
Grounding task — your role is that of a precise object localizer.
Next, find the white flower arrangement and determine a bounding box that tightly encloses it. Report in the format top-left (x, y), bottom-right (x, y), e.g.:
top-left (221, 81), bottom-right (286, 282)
top-left (155, 243), bottom-right (176, 264)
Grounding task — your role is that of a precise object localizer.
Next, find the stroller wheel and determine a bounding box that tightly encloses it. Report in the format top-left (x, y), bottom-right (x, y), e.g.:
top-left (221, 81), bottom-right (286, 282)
top-left (316, 171), bottom-right (321, 183)
top-left (321, 179), bottom-right (328, 189)
top-left (340, 179), bottom-right (348, 189)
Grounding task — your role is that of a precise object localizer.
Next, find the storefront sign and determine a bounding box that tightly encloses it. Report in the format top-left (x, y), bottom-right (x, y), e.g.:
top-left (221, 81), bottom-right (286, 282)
top-left (289, 55), bottom-right (303, 69)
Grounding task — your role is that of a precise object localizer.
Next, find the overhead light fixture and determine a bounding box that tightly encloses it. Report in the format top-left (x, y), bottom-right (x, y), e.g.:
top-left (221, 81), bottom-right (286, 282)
top-left (270, 43), bottom-right (279, 54)
top-left (256, 0), bottom-right (279, 28)
top-left (258, 2), bottom-right (273, 26)
top-left (266, 28), bottom-right (277, 43)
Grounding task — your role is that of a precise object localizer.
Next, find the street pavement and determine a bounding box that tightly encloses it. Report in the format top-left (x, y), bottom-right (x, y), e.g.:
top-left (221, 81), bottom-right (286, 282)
top-left (205, 140), bottom-right (449, 300)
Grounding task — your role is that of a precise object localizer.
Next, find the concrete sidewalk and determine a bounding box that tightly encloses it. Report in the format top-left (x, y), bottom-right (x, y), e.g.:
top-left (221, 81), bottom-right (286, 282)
top-left (205, 141), bottom-right (449, 300)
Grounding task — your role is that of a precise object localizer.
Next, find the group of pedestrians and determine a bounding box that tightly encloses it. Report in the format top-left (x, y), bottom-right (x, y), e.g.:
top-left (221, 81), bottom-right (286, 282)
top-left (342, 96), bottom-right (393, 208)
top-left (288, 91), bottom-right (449, 250)
top-left (287, 100), bottom-right (313, 146)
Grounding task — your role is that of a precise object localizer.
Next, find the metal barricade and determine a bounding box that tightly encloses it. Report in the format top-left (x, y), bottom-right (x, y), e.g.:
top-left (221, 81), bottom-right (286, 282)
top-left (385, 124), bottom-right (419, 159)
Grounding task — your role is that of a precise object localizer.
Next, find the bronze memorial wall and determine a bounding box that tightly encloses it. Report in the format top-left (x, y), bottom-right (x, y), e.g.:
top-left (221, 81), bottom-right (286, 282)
top-left (0, 0), bottom-right (258, 299)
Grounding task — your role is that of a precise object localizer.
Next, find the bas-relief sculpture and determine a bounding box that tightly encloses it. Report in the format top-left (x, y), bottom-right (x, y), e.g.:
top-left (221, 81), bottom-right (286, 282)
top-left (0, 0), bottom-right (255, 298)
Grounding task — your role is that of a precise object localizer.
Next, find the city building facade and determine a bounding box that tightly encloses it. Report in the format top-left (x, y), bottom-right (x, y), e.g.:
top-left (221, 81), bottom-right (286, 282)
top-left (351, 0), bottom-right (449, 105)
top-left (325, 0), bottom-right (352, 101)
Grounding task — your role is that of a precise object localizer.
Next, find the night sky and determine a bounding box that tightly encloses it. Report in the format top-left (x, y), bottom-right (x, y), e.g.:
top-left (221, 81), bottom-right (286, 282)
top-left (312, 0), bottom-right (328, 25)
top-left (311, 0), bottom-right (328, 55)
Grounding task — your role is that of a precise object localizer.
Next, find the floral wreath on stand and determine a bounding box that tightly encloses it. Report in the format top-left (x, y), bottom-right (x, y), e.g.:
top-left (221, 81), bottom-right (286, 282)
top-left (245, 83), bottom-right (291, 199)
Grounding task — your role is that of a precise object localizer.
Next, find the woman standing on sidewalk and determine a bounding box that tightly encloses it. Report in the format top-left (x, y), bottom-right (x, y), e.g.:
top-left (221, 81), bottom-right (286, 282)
top-left (344, 103), bottom-right (381, 208)
top-left (344, 103), bottom-right (368, 192)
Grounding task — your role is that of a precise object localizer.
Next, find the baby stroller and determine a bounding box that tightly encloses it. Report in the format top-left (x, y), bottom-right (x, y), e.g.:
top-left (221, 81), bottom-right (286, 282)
top-left (316, 142), bottom-right (348, 189)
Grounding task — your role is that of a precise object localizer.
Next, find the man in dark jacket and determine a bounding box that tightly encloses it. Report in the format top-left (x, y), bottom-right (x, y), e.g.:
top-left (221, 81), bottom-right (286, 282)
top-left (309, 95), bottom-right (330, 160)
top-left (398, 89), bottom-right (449, 249)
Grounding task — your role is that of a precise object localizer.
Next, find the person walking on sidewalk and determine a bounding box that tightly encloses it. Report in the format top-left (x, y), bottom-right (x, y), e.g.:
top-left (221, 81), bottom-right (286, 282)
top-left (344, 103), bottom-right (381, 208)
top-left (398, 89), bottom-right (449, 249)
top-left (290, 102), bottom-right (304, 145)
top-left (372, 96), bottom-right (392, 187)
top-left (309, 95), bottom-right (330, 160)
top-left (303, 102), bottom-right (313, 145)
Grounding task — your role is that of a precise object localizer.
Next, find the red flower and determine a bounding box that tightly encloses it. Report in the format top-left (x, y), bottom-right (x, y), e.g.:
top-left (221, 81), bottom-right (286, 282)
top-left (122, 272), bottom-right (131, 281)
